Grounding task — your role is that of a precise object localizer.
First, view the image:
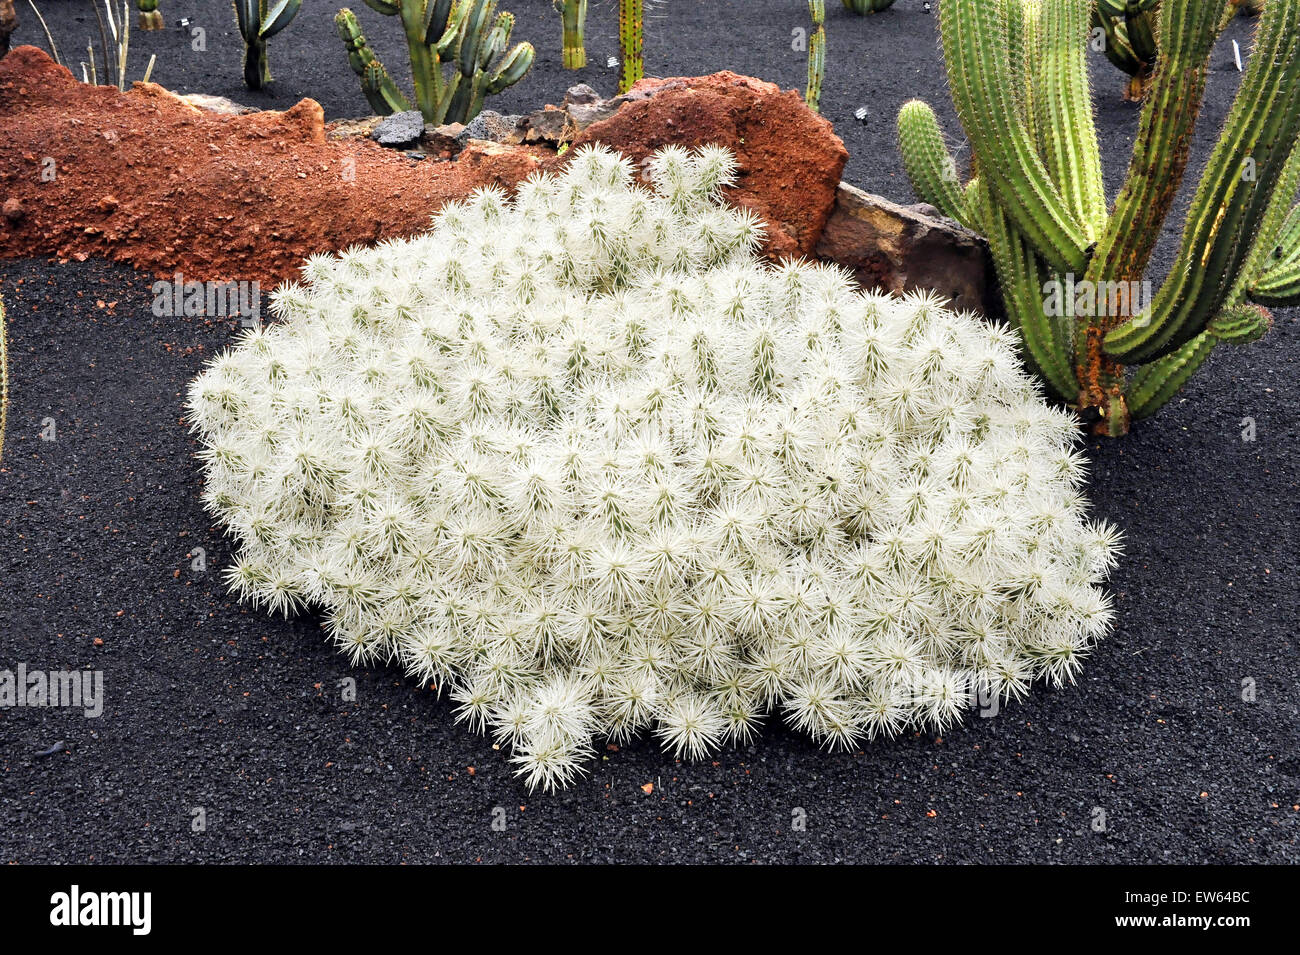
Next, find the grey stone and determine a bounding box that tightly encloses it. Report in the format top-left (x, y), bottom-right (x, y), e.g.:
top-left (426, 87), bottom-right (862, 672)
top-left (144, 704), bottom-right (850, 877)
top-left (814, 182), bottom-right (996, 316)
top-left (371, 110), bottom-right (425, 148)
top-left (563, 84), bottom-right (602, 106)
top-left (520, 106), bottom-right (573, 145)
top-left (179, 93), bottom-right (259, 115)
top-left (462, 110), bottom-right (521, 144)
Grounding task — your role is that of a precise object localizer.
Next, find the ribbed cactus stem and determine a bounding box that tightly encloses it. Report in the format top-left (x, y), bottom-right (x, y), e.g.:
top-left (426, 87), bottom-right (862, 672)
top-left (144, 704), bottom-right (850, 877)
top-left (938, 0), bottom-right (1091, 272)
top-left (136, 0), bottom-right (163, 30)
top-left (897, 100), bottom-right (967, 222)
top-left (560, 0), bottom-right (587, 69)
top-left (618, 0), bottom-right (644, 95)
top-left (805, 0), bottom-right (825, 113)
top-left (1106, 0), bottom-right (1300, 364)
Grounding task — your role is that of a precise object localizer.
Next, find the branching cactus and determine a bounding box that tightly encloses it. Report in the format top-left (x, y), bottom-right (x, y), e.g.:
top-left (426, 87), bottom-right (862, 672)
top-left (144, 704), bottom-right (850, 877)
top-left (1092, 0), bottom-right (1159, 101)
top-left (234, 0), bottom-right (302, 90)
top-left (136, 0), bottom-right (162, 31)
top-left (188, 144), bottom-right (1119, 790)
top-left (557, 0), bottom-right (587, 69)
top-left (336, 0), bottom-right (534, 124)
top-left (618, 0), bottom-right (643, 94)
top-left (843, 0), bottom-right (898, 12)
top-left (806, 0), bottom-right (826, 113)
top-left (898, 0), bottom-right (1300, 436)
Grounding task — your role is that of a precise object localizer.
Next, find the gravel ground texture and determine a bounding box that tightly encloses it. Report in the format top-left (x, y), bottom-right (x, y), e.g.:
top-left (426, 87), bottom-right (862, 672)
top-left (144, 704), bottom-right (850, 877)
top-left (1, 1), bottom-right (1296, 863)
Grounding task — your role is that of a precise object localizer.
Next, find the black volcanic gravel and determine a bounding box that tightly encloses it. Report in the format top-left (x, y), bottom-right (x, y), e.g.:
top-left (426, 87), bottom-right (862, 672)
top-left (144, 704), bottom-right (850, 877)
top-left (0, 1), bottom-right (1296, 863)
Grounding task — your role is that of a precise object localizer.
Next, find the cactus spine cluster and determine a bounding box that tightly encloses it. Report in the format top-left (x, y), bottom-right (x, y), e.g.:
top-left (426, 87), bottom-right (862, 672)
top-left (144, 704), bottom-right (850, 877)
top-left (1092, 0), bottom-right (1159, 101)
top-left (188, 145), bottom-right (1119, 790)
top-left (558, 0), bottom-right (587, 69)
top-left (806, 0), bottom-right (826, 113)
top-left (618, 0), bottom-right (643, 94)
top-left (234, 0), bottom-right (302, 90)
top-left (135, 0), bottom-right (162, 31)
top-left (898, 0), bottom-right (1300, 435)
top-left (336, 0), bottom-right (533, 124)
top-left (843, 0), bottom-right (898, 13)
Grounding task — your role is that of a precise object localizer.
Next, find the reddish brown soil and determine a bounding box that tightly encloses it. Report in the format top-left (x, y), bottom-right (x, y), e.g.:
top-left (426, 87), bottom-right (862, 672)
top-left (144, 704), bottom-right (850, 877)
top-left (0, 47), bottom-right (847, 287)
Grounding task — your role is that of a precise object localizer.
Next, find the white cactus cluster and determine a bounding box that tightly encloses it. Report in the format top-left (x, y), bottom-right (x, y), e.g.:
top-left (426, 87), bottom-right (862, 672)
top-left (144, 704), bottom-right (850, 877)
top-left (188, 145), bottom-right (1120, 790)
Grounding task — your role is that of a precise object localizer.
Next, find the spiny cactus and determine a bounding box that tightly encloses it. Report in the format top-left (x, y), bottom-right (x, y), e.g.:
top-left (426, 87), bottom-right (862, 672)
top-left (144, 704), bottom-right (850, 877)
top-left (557, 0), bottom-right (587, 69)
top-left (618, 0), bottom-right (643, 94)
top-left (336, 1), bottom-right (534, 124)
top-left (806, 0), bottom-right (826, 113)
top-left (1092, 0), bottom-right (1159, 101)
top-left (898, 0), bottom-right (1300, 435)
top-left (843, 0), bottom-right (897, 12)
top-left (136, 0), bottom-right (162, 30)
top-left (188, 144), bottom-right (1119, 791)
top-left (234, 0), bottom-right (301, 90)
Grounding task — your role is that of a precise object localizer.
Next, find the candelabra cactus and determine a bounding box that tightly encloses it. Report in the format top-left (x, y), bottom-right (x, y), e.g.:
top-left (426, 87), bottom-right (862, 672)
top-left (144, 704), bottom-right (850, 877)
top-left (135, 0), bottom-right (162, 31)
top-left (1092, 0), bottom-right (1159, 101)
top-left (898, 0), bottom-right (1300, 436)
top-left (618, 0), bottom-right (643, 94)
top-left (557, 0), bottom-right (587, 69)
top-left (188, 144), bottom-right (1119, 790)
top-left (234, 0), bottom-right (302, 90)
top-left (336, 0), bottom-right (534, 124)
top-left (806, 0), bottom-right (825, 113)
top-left (843, 0), bottom-right (897, 12)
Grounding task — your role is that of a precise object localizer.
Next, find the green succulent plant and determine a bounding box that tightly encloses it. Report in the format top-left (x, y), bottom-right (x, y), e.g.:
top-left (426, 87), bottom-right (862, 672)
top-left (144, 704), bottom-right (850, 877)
top-left (234, 0), bottom-right (302, 90)
top-left (806, 0), bottom-right (826, 113)
top-left (556, 0), bottom-right (587, 69)
top-left (618, 0), bottom-right (643, 94)
top-left (1092, 0), bottom-right (1160, 101)
top-left (843, 0), bottom-right (898, 12)
top-left (336, 0), bottom-right (534, 124)
top-left (898, 0), bottom-right (1300, 436)
top-left (136, 0), bottom-right (162, 30)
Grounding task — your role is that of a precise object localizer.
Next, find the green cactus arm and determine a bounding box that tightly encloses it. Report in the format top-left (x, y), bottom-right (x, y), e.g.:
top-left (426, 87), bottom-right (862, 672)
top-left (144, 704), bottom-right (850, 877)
top-left (939, 0), bottom-right (1091, 273)
top-left (363, 0), bottom-right (401, 14)
top-left (1239, 139), bottom-right (1300, 303)
top-left (1033, 0), bottom-right (1106, 234)
top-left (480, 11), bottom-right (512, 69)
top-left (805, 1), bottom-right (825, 114)
top-left (336, 8), bottom-right (412, 114)
top-left (1248, 199), bottom-right (1300, 303)
top-left (1127, 303), bottom-right (1272, 419)
top-left (971, 181), bottom-right (1078, 401)
top-left (618, 0), bottom-right (644, 94)
top-left (559, 0), bottom-right (587, 69)
top-left (842, 0), bottom-right (897, 12)
top-left (458, 0), bottom-right (495, 77)
top-left (259, 0), bottom-right (303, 39)
top-left (486, 41), bottom-right (533, 94)
top-left (234, 0), bottom-right (257, 41)
top-left (1083, 1), bottom-right (1222, 294)
top-left (897, 100), bottom-right (968, 223)
top-left (1092, 9), bottom-right (1144, 76)
top-left (1126, 331), bottom-right (1216, 419)
top-left (1105, 0), bottom-right (1300, 364)
top-left (424, 0), bottom-right (456, 43)
top-left (1123, 2), bottom-right (1159, 65)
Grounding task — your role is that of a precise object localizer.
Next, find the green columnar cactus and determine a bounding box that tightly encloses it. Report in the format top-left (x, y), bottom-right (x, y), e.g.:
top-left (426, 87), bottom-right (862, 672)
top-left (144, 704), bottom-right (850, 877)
top-left (806, 0), bottom-right (826, 113)
top-left (336, 1), bottom-right (534, 124)
top-left (136, 0), bottom-right (162, 30)
top-left (558, 0), bottom-right (587, 69)
top-left (234, 0), bottom-right (302, 90)
top-left (618, 0), bottom-right (643, 94)
top-left (898, 0), bottom-right (1300, 436)
top-left (1092, 0), bottom-right (1160, 101)
top-left (843, 0), bottom-right (897, 12)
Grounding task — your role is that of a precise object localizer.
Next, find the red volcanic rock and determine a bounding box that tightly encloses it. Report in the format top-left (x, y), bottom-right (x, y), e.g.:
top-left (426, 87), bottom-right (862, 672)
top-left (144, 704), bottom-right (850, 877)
top-left (568, 72), bottom-right (849, 260)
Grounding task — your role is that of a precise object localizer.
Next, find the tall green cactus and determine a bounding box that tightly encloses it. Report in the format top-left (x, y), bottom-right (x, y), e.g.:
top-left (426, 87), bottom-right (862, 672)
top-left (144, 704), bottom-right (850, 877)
top-left (336, 1), bottom-right (534, 124)
top-left (806, 0), bottom-right (826, 113)
top-left (898, 0), bottom-right (1300, 436)
top-left (557, 0), bottom-right (587, 69)
top-left (842, 0), bottom-right (897, 11)
top-left (618, 0), bottom-right (643, 94)
top-left (1092, 0), bottom-right (1160, 100)
top-left (234, 0), bottom-right (302, 90)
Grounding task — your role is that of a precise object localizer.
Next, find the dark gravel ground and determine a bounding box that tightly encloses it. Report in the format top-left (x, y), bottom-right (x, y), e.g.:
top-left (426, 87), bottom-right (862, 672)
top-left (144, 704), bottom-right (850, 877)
top-left (1, 1), bottom-right (1297, 864)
